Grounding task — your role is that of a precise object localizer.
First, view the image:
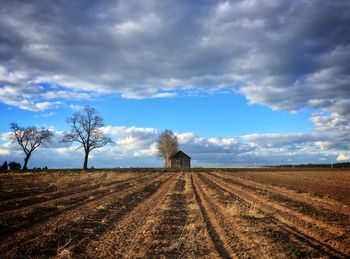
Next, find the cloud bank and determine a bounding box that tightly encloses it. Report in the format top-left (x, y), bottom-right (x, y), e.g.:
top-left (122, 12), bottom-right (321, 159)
top-left (0, 1), bottom-right (349, 165)
top-left (0, 1), bottom-right (349, 112)
top-left (0, 124), bottom-right (344, 168)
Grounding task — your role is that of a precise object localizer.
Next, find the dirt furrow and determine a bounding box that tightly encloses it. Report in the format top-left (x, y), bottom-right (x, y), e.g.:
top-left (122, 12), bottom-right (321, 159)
top-left (87, 173), bottom-right (221, 259)
top-left (0, 172), bottom-right (109, 202)
top-left (203, 173), bottom-right (350, 257)
top-left (85, 173), bottom-right (180, 258)
top-left (184, 172), bottom-right (222, 259)
top-left (0, 173), bottom-right (141, 212)
top-left (134, 173), bottom-right (221, 259)
top-left (195, 173), bottom-right (305, 258)
top-left (53, 174), bottom-right (174, 259)
top-left (0, 174), bottom-right (170, 258)
top-left (191, 174), bottom-right (233, 259)
top-left (192, 172), bottom-right (267, 258)
top-left (213, 172), bottom-right (350, 222)
top-left (197, 173), bottom-right (324, 258)
top-left (0, 173), bottom-right (157, 237)
top-left (144, 174), bottom-right (189, 258)
top-left (207, 173), bottom-right (347, 236)
top-left (0, 185), bottom-right (55, 202)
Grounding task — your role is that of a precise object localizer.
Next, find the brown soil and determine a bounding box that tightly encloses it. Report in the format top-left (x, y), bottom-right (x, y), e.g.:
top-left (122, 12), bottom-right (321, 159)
top-left (0, 170), bottom-right (349, 258)
top-left (223, 170), bottom-right (350, 205)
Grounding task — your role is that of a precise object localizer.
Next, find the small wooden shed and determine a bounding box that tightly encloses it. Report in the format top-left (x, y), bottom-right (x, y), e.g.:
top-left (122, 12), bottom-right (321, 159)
top-left (169, 151), bottom-right (191, 169)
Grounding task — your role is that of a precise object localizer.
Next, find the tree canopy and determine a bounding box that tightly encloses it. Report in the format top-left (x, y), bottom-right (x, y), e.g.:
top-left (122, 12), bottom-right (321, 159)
top-left (157, 129), bottom-right (178, 168)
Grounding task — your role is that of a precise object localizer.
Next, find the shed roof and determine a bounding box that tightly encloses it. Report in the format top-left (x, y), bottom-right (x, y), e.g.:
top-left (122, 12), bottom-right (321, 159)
top-left (170, 150), bottom-right (191, 159)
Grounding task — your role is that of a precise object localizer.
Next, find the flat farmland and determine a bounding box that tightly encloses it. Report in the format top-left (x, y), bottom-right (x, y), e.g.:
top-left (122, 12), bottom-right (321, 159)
top-left (0, 170), bottom-right (349, 258)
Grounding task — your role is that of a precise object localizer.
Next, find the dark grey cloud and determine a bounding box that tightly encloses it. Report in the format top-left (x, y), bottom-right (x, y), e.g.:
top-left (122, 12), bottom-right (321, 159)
top-left (0, 0), bottom-right (350, 161)
top-left (0, 1), bottom-right (349, 105)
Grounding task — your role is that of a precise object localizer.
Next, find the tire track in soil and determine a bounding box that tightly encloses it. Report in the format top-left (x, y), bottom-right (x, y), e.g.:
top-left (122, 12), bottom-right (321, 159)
top-left (212, 172), bottom-right (350, 227)
top-left (218, 171), bottom-right (350, 216)
top-left (0, 173), bottom-right (113, 202)
top-left (143, 174), bottom-right (190, 258)
top-left (197, 173), bottom-right (312, 258)
top-left (191, 174), bottom-right (232, 259)
top-left (194, 173), bottom-right (296, 258)
top-left (181, 172), bottom-right (222, 259)
top-left (206, 172), bottom-right (350, 255)
top-left (0, 177), bottom-right (56, 201)
top-left (0, 174), bottom-right (169, 258)
top-left (140, 172), bottom-right (221, 259)
top-left (0, 186), bottom-right (56, 202)
top-left (58, 174), bottom-right (175, 259)
top-left (193, 173), bottom-right (278, 258)
top-left (100, 172), bottom-right (222, 259)
top-left (84, 173), bottom-right (180, 258)
top-left (0, 174), bottom-right (142, 212)
top-left (0, 173), bottom-right (157, 237)
top-left (203, 173), bottom-right (349, 258)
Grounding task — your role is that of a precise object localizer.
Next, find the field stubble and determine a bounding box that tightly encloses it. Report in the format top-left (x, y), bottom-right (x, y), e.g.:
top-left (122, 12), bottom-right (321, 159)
top-left (0, 169), bottom-right (349, 258)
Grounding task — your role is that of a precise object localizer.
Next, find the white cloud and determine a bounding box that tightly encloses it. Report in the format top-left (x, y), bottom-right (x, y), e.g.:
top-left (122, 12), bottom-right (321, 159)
top-left (337, 153), bottom-right (350, 161)
top-left (0, 123), bottom-right (347, 168)
top-left (0, 149), bottom-right (9, 156)
top-left (69, 104), bottom-right (85, 111)
top-left (240, 133), bottom-right (319, 148)
top-left (0, 0), bottom-right (348, 117)
top-left (0, 1), bottom-right (349, 165)
top-left (0, 84), bottom-right (62, 111)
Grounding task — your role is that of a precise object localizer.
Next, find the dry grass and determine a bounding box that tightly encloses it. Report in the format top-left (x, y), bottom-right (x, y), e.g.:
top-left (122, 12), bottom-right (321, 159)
top-left (56, 232), bottom-right (73, 259)
top-left (248, 202), bottom-right (263, 218)
top-left (1, 170), bottom-right (348, 258)
top-left (226, 201), bottom-right (240, 216)
top-left (29, 171), bottom-right (136, 190)
top-left (231, 170), bottom-right (350, 204)
top-left (170, 203), bottom-right (208, 259)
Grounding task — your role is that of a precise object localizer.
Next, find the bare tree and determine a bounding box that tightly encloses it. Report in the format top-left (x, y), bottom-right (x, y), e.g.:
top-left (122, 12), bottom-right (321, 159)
top-left (10, 123), bottom-right (53, 170)
top-left (63, 106), bottom-right (112, 169)
top-left (157, 129), bottom-right (178, 168)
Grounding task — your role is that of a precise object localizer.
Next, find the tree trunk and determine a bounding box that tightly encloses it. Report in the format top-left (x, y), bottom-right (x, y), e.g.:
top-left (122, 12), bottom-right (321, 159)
top-left (23, 153), bottom-right (31, 171)
top-left (165, 157), bottom-right (171, 168)
top-left (83, 151), bottom-right (89, 170)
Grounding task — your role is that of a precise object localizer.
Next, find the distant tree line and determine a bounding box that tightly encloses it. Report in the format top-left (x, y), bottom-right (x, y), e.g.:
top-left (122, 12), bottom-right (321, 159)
top-left (272, 162), bottom-right (350, 168)
top-left (0, 161), bottom-right (21, 171)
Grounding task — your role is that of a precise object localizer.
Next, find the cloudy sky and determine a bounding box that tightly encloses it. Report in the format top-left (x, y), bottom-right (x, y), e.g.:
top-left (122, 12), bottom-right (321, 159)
top-left (0, 0), bottom-right (349, 168)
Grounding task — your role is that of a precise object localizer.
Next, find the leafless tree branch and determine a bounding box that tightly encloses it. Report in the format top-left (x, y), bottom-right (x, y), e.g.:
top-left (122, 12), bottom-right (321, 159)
top-left (63, 106), bottom-right (113, 169)
top-left (10, 123), bottom-right (53, 170)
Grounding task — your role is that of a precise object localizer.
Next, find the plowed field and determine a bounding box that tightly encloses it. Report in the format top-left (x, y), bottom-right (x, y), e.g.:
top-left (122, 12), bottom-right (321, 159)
top-left (0, 170), bottom-right (349, 258)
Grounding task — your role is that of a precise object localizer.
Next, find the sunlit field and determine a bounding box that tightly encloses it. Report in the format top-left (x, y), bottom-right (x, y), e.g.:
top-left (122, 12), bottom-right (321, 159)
top-left (1, 169), bottom-right (349, 258)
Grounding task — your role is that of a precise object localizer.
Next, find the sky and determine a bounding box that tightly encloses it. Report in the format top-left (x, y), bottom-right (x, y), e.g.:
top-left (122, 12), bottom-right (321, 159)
top-left (0, 0), bottom-right (350, 168)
